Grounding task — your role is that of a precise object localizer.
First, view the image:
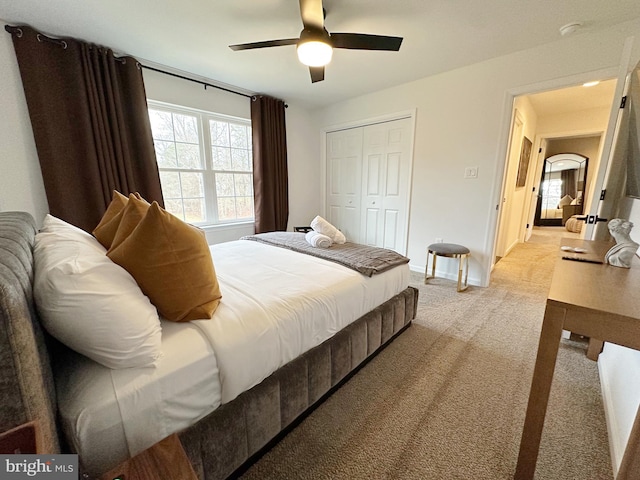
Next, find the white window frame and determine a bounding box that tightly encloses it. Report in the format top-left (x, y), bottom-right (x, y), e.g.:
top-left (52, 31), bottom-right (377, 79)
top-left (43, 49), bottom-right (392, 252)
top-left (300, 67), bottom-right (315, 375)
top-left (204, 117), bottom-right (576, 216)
top-left (147, 100), bottom-right (254, 227)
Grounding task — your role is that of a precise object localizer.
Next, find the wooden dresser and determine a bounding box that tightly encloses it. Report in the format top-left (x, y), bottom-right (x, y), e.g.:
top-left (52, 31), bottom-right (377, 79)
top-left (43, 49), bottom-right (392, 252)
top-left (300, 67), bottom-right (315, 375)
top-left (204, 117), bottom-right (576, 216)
top-left (515, 238), bottom-right (640, 479)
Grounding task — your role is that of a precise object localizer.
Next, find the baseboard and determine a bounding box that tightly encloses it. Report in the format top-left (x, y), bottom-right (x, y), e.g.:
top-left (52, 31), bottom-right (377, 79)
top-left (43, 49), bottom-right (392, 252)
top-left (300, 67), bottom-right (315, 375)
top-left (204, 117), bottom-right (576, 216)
top-left (598, 356), bottom-right (623, 477)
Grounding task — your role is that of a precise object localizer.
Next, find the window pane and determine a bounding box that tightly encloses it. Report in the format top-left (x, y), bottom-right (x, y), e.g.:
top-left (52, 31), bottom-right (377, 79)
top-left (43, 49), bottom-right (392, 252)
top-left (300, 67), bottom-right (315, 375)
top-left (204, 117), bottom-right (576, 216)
top-left (209, 121), bottom-right (230, 147)
top-left (154, 140), bottom-right (177, 168)
top-left (236, 196), bottom-right (254, 219)
top-left (231, 148), bottom-right (251, 171)
top-left (149, 110), bottom-right (174, 141)
top-left (180, 172), bottom-right (204, 198)
top-left (159, 171), bottom-right (181, 198)
top-left (164, 198), bottom-right (184, 220)
top-left (230, 124), bottom-right (247, 149)
top-left (172, 113), bottom-right (199, 143)
top-left (234, 173), bottom-right (253, 196)
top-left (176, 143), bottom-right (202, 169)
top-left (183, 198), bottom-right (205, 223)
top-left (216, 173), bottom-right (235, 197)
top-left (212, 147), bottom-right (232, 170)
top-left (150, 101), bottom-right (254, 226)
top-left (217, 198), bottom-right (236, 221)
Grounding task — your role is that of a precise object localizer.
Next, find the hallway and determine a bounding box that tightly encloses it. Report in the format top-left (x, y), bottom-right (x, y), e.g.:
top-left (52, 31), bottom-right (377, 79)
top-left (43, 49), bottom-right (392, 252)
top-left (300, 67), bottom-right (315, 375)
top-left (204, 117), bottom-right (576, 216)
top-left (526, 225), bottom-right (581, 246)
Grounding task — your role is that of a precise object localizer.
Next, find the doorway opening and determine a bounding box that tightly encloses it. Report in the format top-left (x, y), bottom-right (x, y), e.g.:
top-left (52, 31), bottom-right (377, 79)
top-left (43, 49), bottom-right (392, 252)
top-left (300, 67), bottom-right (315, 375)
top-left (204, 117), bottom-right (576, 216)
top-left (493, 78), bottom-right (617, 265)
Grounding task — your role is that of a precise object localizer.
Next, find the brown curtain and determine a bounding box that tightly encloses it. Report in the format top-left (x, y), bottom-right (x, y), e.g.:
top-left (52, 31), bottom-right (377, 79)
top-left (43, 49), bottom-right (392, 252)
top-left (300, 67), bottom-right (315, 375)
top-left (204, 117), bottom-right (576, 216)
top-left (561, 168), bottom-right (576, 198)
top-left (250, 95), bottom-right (289, 233)
top-left (7, 25), bottom-right (163, 232)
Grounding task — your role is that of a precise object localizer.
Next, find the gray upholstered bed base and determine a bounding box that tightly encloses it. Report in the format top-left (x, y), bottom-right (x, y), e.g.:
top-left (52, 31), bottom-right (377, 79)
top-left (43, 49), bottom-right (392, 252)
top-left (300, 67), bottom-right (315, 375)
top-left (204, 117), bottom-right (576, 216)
top-left (179, 285), bottom-right (417, 479)
top-left (0, 211), bottom-right (417, 479)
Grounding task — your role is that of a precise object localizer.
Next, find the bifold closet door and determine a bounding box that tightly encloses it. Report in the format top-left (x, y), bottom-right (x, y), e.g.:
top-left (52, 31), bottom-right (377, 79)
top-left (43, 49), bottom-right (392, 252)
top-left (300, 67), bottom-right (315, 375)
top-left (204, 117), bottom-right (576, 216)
top-left (326, 117), bottom-right (412, 253)
top-left (326, 127), bottom-right (364, 243)
top-left (361, 118), bottom-right (412, 253)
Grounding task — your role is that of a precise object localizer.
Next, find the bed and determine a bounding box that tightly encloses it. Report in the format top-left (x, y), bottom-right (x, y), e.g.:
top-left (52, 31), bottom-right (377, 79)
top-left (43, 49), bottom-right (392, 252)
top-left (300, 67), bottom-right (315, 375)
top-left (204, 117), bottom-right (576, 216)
top-left (0, 211), bottom-right (417, 479)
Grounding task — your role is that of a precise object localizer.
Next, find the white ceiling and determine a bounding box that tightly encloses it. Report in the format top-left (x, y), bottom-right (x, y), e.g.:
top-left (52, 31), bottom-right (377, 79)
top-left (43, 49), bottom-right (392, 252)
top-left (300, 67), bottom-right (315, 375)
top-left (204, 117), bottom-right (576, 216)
top-left (526, 78), bottom-right (618, 117)
top-left (1, 0), bottom-right (639, 109)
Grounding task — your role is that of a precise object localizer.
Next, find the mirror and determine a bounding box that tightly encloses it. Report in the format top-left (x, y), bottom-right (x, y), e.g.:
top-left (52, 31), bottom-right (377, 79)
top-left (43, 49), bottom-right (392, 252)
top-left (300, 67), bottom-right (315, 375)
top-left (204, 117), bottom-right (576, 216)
top-left (535, 153), bottom-right (588, 226)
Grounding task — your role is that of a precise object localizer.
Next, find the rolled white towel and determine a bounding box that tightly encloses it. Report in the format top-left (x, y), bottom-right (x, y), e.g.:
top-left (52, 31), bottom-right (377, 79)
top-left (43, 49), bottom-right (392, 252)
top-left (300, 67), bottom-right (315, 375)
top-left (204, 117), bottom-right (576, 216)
top-left (310, 215), bottom-right (346, 244)
top-left (305, 231), bottom-right (332, 248)
top-left (333, 230), bottom-right (346, 244)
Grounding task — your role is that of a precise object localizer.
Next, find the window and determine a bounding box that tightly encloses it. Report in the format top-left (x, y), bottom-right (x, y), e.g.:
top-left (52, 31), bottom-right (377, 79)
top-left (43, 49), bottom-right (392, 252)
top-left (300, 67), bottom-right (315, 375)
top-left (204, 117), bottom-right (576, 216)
top-left (147, 101), bottom-right (254, 226)
top-left (541, 178), bottom-right (563, 210)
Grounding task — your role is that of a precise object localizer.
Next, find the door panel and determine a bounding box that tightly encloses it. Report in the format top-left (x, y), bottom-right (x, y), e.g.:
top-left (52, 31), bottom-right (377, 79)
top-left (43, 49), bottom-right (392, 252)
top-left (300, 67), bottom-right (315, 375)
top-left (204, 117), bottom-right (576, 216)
top-left (386, 153), bottom-right (401, 196)
top-left (383, 209), bottom-right (399, 250)
top-left (361, 118), bottom-right (412, 253)
top-left (326, 128), bottom-right (363, 243)
top-left (326, 116), bottom-right (413, 254)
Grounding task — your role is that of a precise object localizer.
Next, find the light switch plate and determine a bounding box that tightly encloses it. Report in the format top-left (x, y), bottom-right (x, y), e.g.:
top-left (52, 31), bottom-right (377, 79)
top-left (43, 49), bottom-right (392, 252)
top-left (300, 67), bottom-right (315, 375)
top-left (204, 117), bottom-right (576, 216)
top-left (464, 166), bottom-right (478, 179)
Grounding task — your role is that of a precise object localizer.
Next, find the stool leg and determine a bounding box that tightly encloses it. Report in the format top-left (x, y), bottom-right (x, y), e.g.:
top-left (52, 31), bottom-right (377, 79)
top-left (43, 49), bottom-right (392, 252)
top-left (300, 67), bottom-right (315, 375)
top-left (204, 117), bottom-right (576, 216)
top-left (432, 252), bottom-right (437, 279)
top-left (424, 251), bottom-right (429, 283)
top-left (464, 254), bottom-right (469, 289)
top-left (457, 254), bottom-right (469, 292)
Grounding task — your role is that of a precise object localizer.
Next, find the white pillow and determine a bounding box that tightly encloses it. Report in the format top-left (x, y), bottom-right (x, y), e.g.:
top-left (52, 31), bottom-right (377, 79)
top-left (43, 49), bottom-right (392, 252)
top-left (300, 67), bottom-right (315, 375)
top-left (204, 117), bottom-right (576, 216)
top-left (34, 217), bottom-right (163, 369)
top-left (558, 195), bottom-right (573, 208)
top-left (40, 214), bottom-right (106, 253)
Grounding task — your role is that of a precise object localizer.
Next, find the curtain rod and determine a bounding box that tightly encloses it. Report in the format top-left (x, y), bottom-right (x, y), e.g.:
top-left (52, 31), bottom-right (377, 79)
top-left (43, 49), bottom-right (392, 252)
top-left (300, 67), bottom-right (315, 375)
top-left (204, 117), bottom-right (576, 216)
top-left (140, 64), bottom-right (253, 99)
top-left (5, 24), bottom-right (283, 104)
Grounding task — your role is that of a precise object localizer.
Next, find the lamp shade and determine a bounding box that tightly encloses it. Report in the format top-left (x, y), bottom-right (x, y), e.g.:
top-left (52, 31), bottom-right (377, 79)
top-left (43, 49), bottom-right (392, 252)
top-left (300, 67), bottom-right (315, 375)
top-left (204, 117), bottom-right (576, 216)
top-left (297, 40), bottom-right (333, 67)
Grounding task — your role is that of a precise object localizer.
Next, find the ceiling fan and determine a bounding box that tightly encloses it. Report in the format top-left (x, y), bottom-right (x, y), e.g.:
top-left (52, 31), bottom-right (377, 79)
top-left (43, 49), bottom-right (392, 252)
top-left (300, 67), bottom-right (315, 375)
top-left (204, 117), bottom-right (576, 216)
top-left (229, 0), bottom-right (403, 83)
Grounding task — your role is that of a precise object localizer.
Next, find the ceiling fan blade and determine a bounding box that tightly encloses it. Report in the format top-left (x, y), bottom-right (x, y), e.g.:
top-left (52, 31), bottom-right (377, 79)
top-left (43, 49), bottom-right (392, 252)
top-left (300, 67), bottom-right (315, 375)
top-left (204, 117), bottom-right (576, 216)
top-left (299, 0), bottom-right (324, 30)
top-left (229, 38), bottom-right (298, 51)
top-left (331, 33), bottom-right (403, 51)
top-left (309, 66), bottom-right (325, 83)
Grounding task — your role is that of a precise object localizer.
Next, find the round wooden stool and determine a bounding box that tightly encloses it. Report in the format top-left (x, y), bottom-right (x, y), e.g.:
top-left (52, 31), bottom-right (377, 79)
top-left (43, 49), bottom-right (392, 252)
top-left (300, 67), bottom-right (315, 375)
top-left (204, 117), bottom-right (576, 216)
top-left (424, 243), bottom-right (470, 292)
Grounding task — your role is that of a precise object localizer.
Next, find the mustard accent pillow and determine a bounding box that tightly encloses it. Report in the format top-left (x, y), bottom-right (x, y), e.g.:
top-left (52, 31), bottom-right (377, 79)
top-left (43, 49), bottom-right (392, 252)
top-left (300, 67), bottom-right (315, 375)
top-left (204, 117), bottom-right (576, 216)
top-left (92, 190), bottom-right (128, 248)
top-left (108, 194), bottom-right (150, 252)
top-left (107, 202), bottom-right (221, 322)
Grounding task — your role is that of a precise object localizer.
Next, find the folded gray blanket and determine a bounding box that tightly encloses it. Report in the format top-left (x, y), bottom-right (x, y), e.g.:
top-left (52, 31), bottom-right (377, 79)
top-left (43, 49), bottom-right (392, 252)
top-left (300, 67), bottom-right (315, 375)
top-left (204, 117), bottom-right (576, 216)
top-left (241, 232), bottom-right (409, 277)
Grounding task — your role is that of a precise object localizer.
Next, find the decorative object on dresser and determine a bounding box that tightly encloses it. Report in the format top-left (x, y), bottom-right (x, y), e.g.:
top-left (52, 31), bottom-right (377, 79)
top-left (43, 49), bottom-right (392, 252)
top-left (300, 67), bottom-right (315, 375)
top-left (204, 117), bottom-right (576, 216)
top-left (604, 218), bottom-right (639, 268)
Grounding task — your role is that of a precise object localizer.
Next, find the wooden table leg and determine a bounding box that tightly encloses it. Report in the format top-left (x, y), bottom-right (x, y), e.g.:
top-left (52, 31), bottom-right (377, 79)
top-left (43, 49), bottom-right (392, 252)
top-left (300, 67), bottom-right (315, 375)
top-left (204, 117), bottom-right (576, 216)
top-left (514, 304), bottom-right (566, 480)
top-left (586, 338), bottom-right (604, 361)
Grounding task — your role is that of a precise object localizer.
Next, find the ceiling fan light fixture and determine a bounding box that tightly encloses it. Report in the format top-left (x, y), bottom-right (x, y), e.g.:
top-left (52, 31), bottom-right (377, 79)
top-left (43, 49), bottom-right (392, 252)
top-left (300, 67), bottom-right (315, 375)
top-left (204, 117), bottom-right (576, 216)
top-left (297, 27), bottom-right (333, 67)
top-left (297, 40), bottom-right (333, 66)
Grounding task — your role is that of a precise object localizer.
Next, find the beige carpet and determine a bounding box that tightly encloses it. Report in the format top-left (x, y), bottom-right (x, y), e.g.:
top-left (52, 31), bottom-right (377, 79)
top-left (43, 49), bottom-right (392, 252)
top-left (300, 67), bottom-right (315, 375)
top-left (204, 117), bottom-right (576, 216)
top-left (241, 235), bottom-right (612, 479)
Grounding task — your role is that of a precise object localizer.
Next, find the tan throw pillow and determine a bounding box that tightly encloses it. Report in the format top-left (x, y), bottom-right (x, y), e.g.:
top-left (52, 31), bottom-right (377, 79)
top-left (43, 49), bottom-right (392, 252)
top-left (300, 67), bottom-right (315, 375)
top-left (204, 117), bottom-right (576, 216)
top-left (92, 190), bottom-right (129, 248)
top-left (108, 194), bottom-right (151, 252)
top-left (107, 202), bottom-right (221, 322)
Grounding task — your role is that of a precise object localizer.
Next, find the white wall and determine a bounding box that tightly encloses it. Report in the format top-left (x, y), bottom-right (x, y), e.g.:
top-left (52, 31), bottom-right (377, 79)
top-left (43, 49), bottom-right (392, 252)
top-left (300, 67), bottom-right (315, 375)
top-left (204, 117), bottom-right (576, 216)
top-left (314, 18), bottom-right (640, 286)
top-left (0, 25), bottom-right (48, 223)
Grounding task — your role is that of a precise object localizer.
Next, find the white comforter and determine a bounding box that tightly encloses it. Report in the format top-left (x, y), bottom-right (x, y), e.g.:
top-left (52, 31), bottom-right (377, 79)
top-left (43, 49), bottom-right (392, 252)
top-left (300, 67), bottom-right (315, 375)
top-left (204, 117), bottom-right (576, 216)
top-left (57, 239), bottom-right (409, 474)
top-left (197, 240), bottom-right (409, 403)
